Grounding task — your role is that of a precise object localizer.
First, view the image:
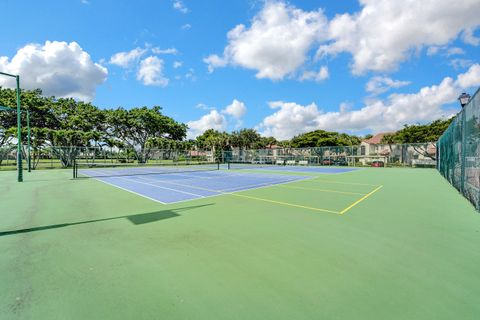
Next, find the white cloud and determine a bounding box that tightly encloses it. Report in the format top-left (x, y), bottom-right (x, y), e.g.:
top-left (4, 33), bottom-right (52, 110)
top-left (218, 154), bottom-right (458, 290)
top-left (204, 1), bottom-right (327, 80)
top-left (203, 54), bottom-right (228, 73)
top-left (186, 110), bottom-right (227, 139)
top-left (173, 0), bottom-right (189, 14)
top-left (110, 46), bottom-right (181, 85)
top-left (427, 46), bottom-right (466, 57)
top-left (462, 28), bottom-right (480, 45)
top-left (206, 1), bottom-right (480, 79)
top-left (0, 41), bottom-right (107, 101)
top-left (299, 66), bottom-right (329, 82)
top-left (258, 64), bottom-right (480, 139)
top-left (185, 68), bottom-right (196, 81)
top-left (365, 76), bottom-right (410, 95)
top-left (110, 47), bottom-right (147, 68)
top-left (258, 101), bottom-right (322, 139)
top-left (455, 64), bottom-right (480, 88)
top-left (151, 47), bottom-right (178, 55)
top-left (319, 0), bottom-right (480, 74)
top-left (181, 24), bottom-right (192, 30)
top-left (136, 56), bottom-right (169, 87)
top-left (446, 47), bottom-right (465, 56)
top-left (426, 46), bottom-right (441, 56)
top-left (223, 99), bottom-right (247, 118)
top-left (187, 99), bottom-right (248, 138)
top-left (195, 103), bottom-right (214, 110)
top-left (450, 58), bottom-right (474, 70)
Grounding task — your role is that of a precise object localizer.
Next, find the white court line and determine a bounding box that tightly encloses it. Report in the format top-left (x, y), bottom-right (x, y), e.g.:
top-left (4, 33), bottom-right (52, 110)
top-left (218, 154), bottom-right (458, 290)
top-left (82, 166), bottom-right (246, 182)
top-left (155, 175), bottom-right (318, 205)
top-left (84, 168), bottom-right (207, 198)
top-left (80, 168), bottom-right (267, 204)
top-left (220, 178), bottom-right (309, 192)
top-left (87, 177), bottom-right (167, 204)
top-left (135, 173), bottom-right (311, 194)
top-left (82, 167), bottom-right (316, 205)
top-left (135, 175), bottom-right (221, 194)
top-left (114, 176), bottom-right (207, 198)
top-left (150, 171), bottom-right (246, 181)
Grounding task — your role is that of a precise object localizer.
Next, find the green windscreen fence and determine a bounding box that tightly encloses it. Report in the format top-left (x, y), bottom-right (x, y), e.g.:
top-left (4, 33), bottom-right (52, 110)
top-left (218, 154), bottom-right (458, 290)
top-left (437, 88), bottom-right (480, 210)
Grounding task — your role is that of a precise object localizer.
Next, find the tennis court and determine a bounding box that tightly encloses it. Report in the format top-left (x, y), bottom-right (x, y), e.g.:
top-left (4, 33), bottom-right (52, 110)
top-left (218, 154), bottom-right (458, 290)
top-left (76, 163), bottom-right (316, 204)
top-left (74, 163), bottom-right (374, 212)
top-left (1, 166), bottom-right (480, 320)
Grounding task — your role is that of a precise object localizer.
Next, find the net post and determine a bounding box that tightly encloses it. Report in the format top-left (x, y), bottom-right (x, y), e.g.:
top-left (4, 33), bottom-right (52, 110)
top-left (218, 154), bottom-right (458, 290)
top-left (16, 75), bottom-right (23, 182)
top-left (227, 161), bottom-right (231, 170)
top-left (27, 109), bottom-right (31, 172)
top-left (73, 159), bottom-right (77, 179)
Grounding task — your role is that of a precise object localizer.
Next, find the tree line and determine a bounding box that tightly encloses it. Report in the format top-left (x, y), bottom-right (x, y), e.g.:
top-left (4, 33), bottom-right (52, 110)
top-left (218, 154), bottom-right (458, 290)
top-left (0, 87), bottom-right (453, 163)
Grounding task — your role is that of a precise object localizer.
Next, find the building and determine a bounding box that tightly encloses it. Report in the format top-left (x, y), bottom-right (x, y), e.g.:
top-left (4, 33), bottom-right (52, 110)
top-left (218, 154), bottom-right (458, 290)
top-left (360, 133), bottom-right (436, 166)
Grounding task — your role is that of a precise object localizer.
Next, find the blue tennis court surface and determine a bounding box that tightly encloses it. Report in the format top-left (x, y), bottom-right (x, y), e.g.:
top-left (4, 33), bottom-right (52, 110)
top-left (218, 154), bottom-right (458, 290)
top-left (83, 170), bottom-right (314, 204)
top-left (79, 163), bottom-right (361, 204)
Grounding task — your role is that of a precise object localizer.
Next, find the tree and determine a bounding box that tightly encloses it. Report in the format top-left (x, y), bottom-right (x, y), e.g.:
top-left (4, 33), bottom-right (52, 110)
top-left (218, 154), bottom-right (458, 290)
top-left (386, 118), bottom-right (453, 160)
top-left (195, 129), bottom-right (231, 161)
top-left (40, 98), bottom-right (106, 166)
top-left (391, 119), bottom-right (453, 143)
top-left (0, 88), bottom-right (59, 167)
top-left (0, 112), bottom-right (14, 149)
top-left (106, 106), bottom-right (187, 163)
top-left (290, 130), bottom-right (361, 148)
top-left (363, 134), bottom-right (373, 140)
top-left (276, 140), bottom-right (292, 148)
top-left (229, 129), bottom-right (262, 149)
top-left (256, 136), bottom-right (277, 149)
top-left (380, 133), bottom-right (397, 154)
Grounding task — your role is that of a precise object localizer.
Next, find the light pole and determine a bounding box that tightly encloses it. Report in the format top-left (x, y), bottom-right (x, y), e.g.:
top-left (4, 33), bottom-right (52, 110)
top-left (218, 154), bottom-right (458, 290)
top-left (0, 71), bottom-right (22, 182)
top-left (458, 92), bottom-right (471, 108)
top-left (458, 92), bottom-right (470, 193)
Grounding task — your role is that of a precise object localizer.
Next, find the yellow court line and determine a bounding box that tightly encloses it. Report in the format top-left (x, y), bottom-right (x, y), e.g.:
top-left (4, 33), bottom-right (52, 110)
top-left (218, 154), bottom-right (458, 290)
top-left (229, 193), bottom-right (340, 214)
top-left (312, 178), bottom-right (380, 187)
top-left (273, 184), bottom-right (366, 196)
top-left (339, 185), bottom-right (383, 215)
top-left (138, 172), bottom-right (376, 215)
top-left (138, 175), bottom-right (339, 213)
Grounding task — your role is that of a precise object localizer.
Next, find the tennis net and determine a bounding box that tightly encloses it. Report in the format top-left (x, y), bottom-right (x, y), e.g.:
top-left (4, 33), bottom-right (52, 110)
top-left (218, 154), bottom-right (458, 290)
top-left (73, 161), bottom-right (220, 178)
top-left (227, 161), bottom-right (284, 170)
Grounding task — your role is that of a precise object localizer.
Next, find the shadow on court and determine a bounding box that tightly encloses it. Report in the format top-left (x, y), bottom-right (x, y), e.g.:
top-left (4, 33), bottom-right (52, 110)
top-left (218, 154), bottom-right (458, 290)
top-left (0, 203), bottom-right (214, 237)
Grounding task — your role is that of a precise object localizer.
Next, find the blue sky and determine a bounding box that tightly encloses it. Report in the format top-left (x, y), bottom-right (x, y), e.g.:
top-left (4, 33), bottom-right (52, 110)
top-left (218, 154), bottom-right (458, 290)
top-left (0, 0), bottom-right (479, 139)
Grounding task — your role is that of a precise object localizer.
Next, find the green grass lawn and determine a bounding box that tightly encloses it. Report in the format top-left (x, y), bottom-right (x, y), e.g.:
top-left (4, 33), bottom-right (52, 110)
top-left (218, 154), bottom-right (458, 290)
top-left (0, 168), bottom-right (479, 319)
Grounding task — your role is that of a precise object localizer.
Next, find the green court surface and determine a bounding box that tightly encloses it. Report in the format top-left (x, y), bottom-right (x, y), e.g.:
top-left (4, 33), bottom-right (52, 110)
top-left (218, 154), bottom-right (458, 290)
top-left (1, 168), bottom-right (480, 319)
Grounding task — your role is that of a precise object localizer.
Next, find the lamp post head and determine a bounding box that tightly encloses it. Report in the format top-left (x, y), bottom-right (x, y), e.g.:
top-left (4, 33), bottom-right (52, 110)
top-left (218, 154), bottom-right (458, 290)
top-left (458, 92), bottom-right (471, 107)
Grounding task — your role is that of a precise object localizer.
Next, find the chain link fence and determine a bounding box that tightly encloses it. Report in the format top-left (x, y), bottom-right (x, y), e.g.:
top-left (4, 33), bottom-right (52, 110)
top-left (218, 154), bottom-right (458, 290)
top-left (0, 146), bottom-right (215, 171)
top-left (1, 143), bottom-right (439, 171)
top-left (438, 88), bottom-right (480, 210)
top-left (222, 143), bottom-right (437, 168)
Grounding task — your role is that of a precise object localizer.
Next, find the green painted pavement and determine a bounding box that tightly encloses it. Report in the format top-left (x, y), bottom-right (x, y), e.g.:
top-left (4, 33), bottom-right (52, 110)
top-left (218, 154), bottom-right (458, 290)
top-left (0, 168), bottom-right (479, 319)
